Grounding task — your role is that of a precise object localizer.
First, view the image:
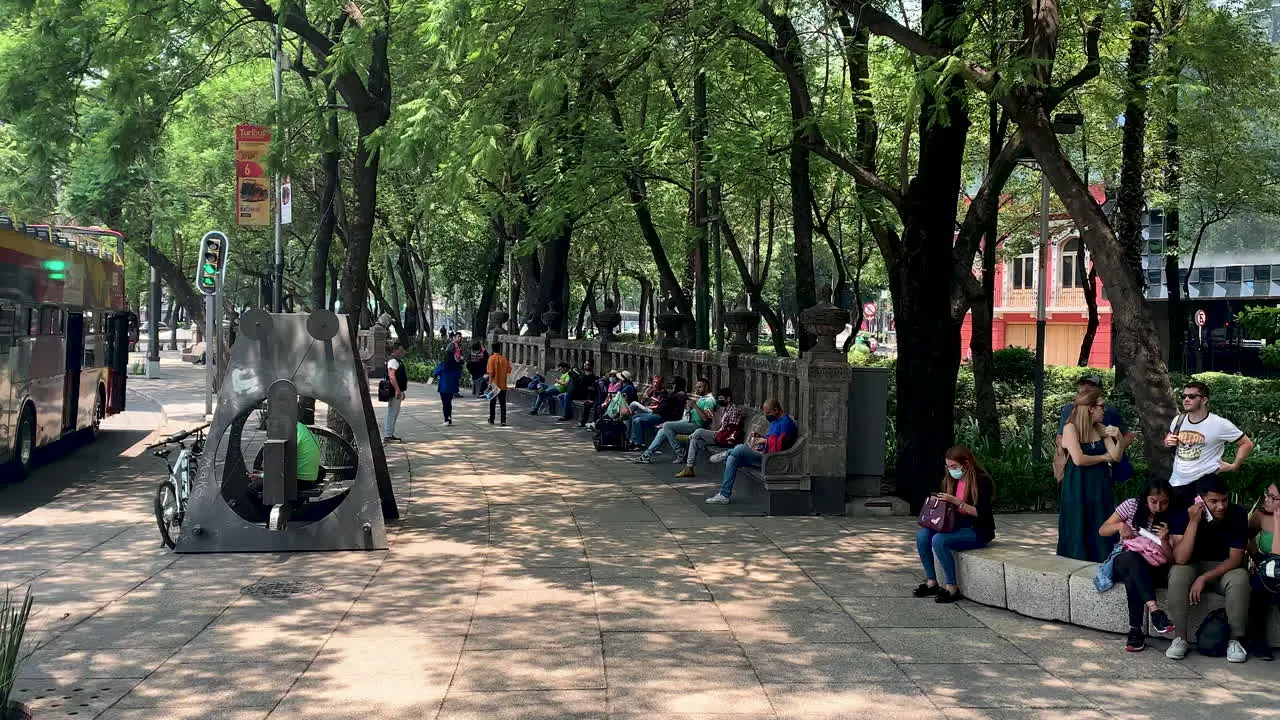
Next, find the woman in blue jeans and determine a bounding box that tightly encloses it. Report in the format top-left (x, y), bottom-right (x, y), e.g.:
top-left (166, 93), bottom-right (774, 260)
top-left (914, 445), bottom-right (997, 603)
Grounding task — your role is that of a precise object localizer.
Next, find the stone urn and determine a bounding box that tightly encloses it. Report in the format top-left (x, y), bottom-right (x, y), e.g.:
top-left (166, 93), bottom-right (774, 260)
top-left (541, 302), bottom-right (563, 338)
top-left (723, 294), bottom-right (759, 353)
top-left (487, 309), bottom-right (510, 334)
top-left (3, 701), bottom-right (32, 720)
top-left (376, 313), bottom-right (393, 329)
top-left (655, 292), bottom-right (690, 348)
top-left (801, 283), bottom-right (851, 359)
top-left (594, 298), bottom-right (622, 341)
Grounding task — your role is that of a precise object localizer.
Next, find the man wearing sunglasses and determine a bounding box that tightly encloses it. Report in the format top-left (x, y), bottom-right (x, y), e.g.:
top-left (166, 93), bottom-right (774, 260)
top-left (1164, 381), bottom-right (1254, 508)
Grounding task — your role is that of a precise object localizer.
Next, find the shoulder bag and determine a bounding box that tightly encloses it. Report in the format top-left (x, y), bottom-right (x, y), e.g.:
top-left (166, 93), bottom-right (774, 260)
top-left (917, 496), bottom-right (958, 534)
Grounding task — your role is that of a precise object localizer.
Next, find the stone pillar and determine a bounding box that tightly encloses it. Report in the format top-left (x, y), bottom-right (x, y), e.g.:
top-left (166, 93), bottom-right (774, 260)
top-left (797, 285), bottom-right (852, 515)
top-left (724, 295), bottom-right (758, 398)
top-left (655, 292), bottom-right (691, 349)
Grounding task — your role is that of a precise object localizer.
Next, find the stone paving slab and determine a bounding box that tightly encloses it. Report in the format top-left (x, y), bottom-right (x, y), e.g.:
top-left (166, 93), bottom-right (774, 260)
top-left (2, 361), bottom-right (1277, 719)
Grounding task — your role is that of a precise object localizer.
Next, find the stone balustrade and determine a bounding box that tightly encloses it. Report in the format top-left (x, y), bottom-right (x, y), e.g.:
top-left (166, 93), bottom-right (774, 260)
top-left (488, 289), bottom-right (893, 516)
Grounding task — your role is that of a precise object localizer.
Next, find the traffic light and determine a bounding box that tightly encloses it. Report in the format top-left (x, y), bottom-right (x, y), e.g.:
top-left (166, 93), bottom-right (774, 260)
top-left (196, 231), bottom-right (229, 296)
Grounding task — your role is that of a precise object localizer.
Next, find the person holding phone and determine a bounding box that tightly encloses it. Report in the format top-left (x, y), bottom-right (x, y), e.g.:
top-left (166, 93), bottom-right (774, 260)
top-left (1098, 479), bottom-right (1177, 652)
top-left (1164, 475), bottom-right (1251, 662)
top-left (913, 446), bottom-right (996, 604)
top-left (1058, 388), bottom-right (1125, 562)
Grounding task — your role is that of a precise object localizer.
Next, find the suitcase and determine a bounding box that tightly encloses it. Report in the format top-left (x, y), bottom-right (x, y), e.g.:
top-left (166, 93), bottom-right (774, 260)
top-left (592, 417), bottom-right (629, 451)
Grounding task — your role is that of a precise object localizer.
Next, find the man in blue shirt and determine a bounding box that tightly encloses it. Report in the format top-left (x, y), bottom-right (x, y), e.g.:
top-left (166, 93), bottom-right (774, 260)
top-left (706, 398), bottom-right (797, 505)
top-left (1053, 374), bottom-right (1134, 482)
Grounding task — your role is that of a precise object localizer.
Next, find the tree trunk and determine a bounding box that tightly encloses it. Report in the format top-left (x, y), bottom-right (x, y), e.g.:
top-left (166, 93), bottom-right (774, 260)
top-left (311, 93), bottom-right (340, 313)
top-left (637, 276), bottom-right (651, 341)
top-left (722, 218), bottom-right (790, 357)
top-left (472, 216), bottom-right (506, 338)
top-left (130, 234), bottom-right (204, 331)
top-left (1162, 0), bottom-right (1185, 371)
top-left (1079, 263), bottom-right (1101, 365)
top-left (533, 228), bottom-right (572, 335)
top-left (692, 68), bottom-right (711, 349)
top-left (1115, 0), bottom-right (1155, 291)
top-left (1018, 108), bottom-right (1178, 479)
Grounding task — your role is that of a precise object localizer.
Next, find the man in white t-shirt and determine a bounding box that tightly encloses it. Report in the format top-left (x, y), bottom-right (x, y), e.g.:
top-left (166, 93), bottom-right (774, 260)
top-left (1163, 380), bottom-right (1253, 507)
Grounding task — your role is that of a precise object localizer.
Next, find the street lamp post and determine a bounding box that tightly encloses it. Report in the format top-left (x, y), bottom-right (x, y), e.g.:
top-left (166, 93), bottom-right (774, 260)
top-left (1028, 113), bottom-right (1084, 464)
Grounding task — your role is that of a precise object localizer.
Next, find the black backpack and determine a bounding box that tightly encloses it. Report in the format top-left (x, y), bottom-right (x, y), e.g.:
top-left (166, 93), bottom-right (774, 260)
top-left (1195, 608), bottom-right (1231, 657)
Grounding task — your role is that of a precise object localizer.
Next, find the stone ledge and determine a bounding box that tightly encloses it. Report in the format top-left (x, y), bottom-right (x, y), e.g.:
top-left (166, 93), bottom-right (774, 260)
top-left (956, 545), bottom-right (1280, 643)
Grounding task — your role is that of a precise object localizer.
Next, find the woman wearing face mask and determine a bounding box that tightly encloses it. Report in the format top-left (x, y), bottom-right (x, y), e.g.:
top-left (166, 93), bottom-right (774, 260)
top-left (914, 445), bottom-right (996, 603)
top-left (1098, 479), bottom-right (1176, 652)
top-left (1057, 388), bottom-right (1125, 562)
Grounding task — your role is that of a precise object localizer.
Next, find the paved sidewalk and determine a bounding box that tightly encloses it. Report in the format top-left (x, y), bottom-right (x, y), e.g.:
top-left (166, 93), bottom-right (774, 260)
top-left (0, 366), bottom-right (1275, 719)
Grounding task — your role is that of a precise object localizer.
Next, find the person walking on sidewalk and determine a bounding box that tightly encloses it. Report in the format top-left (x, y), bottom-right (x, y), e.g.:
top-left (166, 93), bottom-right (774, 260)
top-left (485, 342), bottom-right (512, 426)
top-left (432, 346), bottom-right (462, 426)
top-left (1164, 380), bottom-right (1254, 509)
top-left (383, 344), bottom-right (408, 442)
top-left (466, 341), bottom-right (490, 397)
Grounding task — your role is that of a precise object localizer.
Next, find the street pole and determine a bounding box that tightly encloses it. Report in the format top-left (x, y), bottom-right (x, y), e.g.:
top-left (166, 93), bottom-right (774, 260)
top-left (272, 12), bottom-right (285, 314)
top-left (1033, 170), bottom-right (1050, 463)
top-left (712, 184), bottom-right (724, 351)
top-left (205, 293), bottom-right (215, 418)
top-left (147, 225), bottom-right (161, 376)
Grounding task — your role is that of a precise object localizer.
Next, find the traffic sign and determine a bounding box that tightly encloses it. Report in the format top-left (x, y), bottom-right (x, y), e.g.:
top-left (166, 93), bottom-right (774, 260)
top-left (863, 302), bottom-right (877, 319)
top-left (1195, 309), bottom-right (1207, 327)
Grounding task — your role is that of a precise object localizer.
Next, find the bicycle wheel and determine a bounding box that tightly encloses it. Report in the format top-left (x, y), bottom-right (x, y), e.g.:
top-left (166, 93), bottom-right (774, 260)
top-left (153, 481), bottom-right (182, 550)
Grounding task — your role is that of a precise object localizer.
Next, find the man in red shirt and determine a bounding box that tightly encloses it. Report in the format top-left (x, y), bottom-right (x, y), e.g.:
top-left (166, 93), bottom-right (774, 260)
top-left (706, 398), bottom-right (797, 505)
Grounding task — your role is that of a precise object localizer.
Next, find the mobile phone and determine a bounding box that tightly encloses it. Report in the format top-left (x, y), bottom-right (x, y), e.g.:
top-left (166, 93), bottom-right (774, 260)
top-left (1138, 527), bottom-right (1161, 543)
top-left (1195, 495), bottom-right (1213, 522)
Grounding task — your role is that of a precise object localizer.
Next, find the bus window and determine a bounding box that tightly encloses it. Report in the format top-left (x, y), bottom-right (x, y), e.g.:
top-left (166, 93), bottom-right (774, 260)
top-left (85, 310), bottom-right (95, 334)
top-left (41, 306), bottom-right (62, 335)
top-left (27, 307), bottom-right (38, 336)
top-left (0, 308), bottom-right (13, 352)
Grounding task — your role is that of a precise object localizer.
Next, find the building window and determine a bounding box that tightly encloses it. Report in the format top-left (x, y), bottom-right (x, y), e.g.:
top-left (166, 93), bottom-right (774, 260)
top-left (1225, 266), bottom-right (1243, 283)
top-left (1061, 238), bottom-right (1086, 289)
top-left (1198, 267), bottom-right (1215, 285)
top-left (1257, 265), bottom-right (1273, 284)
top-left (1012, 253), bottom-right (1036, 290)
top-left (1146, 269), bottom-right (1163, 287)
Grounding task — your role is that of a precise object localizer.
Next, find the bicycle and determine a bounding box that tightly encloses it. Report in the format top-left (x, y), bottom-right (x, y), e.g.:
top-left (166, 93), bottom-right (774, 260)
top-left (149, 423), bottom-right (209, 550)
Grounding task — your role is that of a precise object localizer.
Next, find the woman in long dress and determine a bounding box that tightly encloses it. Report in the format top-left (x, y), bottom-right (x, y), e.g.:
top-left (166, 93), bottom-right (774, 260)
top-left (1057, 387), bottom-right (1124, 562)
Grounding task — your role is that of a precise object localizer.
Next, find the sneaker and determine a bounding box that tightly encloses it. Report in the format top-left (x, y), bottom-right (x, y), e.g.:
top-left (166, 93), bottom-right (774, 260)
top-left (1125, 628), bottom-right (1147, 653)
top-left (632, 453), bottom-right (652, 464)
top-left (709, 451), bottom-right (729, 464)
top-left (382, 436), bottom-right (397, 443)
top-left (673, 452), bottom-right (686, 464)
top-left (912, 583), bottom-right (941, 598)
top-left (586, 423), bottom-right (595, 430)
top-left (500, 421), bottom-right (508, 427)
top-left (528, 409), bottom-right (539, 415)
top-left (1227, 639), bottom-right (1248, 663)
top-left (1165, 637), bottom-right (1188, 660)
top-left (934, 589), bottom-right (962, 604)
top-left (488, 419), bottom-right (494, 425)
top-left (705, 494), bottom-right (730, 504)
top-left (674, 467), bottom-right (696, 478)
top-left (1150, 609), bottom-right (1175, 636)
top-left (556, 417), bottom-right (572, 422)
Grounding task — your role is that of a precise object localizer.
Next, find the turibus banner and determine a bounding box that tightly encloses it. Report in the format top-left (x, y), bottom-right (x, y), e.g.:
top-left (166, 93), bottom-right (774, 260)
top-left (235, 124), bottom-right (271, 226)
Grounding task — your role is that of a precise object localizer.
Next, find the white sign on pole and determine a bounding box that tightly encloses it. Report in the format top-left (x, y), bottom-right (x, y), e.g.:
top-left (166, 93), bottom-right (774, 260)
top-left (1195, 309), bottom-right (1207, 327)
top-left (280, 177), bottom-right (292, 225)
top-left (862, 302), bottom-right (877, 319)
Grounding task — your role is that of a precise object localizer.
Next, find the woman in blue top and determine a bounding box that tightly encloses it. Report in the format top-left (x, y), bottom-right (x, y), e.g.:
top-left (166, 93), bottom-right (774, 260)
top-left (432, 348), bottom-right (463, 426)
top-left (1057, 388), bottom-right (1124, 562)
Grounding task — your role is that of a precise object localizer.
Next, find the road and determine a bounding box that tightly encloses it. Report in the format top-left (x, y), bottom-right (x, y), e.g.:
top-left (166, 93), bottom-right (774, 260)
top-left (0, 391), bottom-right (161, 522)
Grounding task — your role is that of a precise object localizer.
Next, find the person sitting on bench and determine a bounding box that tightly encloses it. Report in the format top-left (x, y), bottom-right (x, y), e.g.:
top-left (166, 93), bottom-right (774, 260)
top-left (675, 387), bottom-right (744, 478)
top-left (705, 398), bottom-right (796, 505)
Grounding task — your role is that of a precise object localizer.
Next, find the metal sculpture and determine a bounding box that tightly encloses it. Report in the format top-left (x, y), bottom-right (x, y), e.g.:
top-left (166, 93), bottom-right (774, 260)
top-left (174, 310), bottom-right (392, 552)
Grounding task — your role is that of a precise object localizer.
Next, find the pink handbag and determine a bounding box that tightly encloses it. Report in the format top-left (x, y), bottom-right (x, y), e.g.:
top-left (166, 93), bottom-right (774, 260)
top-left (1122, 535), bottom-right (1168, 566)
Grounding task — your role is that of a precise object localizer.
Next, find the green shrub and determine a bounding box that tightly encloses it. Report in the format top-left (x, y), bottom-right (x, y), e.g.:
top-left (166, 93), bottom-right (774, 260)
top-left (991, 346), bottom-right (1036, 385)
top-left (0, 588), bottom-right (35, 717)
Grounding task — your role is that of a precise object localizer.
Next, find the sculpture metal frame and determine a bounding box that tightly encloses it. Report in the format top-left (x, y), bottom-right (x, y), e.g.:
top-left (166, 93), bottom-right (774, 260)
top-left (175, 310), bottom-right (390, 552)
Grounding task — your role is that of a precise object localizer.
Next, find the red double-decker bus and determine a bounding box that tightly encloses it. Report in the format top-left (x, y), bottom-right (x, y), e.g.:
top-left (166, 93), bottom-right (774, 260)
top-left (0, 217), bottom-right (134, 478)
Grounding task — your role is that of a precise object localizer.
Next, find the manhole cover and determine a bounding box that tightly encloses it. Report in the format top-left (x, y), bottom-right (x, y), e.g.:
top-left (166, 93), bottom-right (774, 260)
top-left (240, 580), bottom-right (324, 598)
